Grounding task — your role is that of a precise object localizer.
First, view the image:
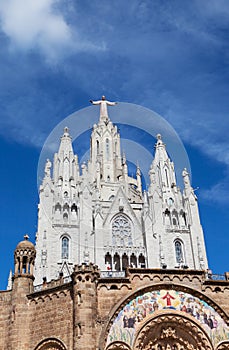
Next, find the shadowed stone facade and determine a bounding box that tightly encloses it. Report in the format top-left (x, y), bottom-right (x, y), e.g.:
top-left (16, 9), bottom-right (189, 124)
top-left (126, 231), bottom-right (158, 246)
top-left (0, 99), bottom-right (228, 349)
top-left (0, 262), bottom-right (229, 349)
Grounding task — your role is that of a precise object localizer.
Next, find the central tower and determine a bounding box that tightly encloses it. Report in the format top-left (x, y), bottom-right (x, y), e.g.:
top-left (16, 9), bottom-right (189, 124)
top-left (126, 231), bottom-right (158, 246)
top-left (34, 97), bottom-right (208, 285)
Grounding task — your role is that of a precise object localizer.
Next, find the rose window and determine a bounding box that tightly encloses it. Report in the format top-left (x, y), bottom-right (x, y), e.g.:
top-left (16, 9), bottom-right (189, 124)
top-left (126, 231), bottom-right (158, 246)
top-left (112, 215), bottom-right (132, 246)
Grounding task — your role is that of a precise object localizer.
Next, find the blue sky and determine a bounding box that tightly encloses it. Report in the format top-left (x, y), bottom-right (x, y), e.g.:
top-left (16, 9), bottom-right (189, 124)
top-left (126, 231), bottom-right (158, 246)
top-left (0, 0), bottom-right (229, 289)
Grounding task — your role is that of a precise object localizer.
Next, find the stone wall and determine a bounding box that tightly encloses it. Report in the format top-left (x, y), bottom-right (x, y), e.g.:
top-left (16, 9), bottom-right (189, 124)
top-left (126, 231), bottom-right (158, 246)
top-left (0, 267), bottom-right (228, 350)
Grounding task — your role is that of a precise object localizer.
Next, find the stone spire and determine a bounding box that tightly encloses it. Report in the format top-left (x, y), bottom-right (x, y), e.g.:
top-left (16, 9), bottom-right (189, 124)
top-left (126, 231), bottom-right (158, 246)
top-left (145, 133), bottom-right (208, 270)
top-left (151, 134), bottom-right (177, 190)
top-left (53, 127), bottom-right (79, 185)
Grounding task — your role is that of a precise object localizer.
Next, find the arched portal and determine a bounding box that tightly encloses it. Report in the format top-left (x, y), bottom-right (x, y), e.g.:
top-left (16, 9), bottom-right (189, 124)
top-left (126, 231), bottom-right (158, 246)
top-left (216, 341), bottom-right (229, 349)
top-left (133, 312), bottom-right (213, 350)
top-left (105, 288), bottom-right (229, 349)
top-left (34, 338), bottom-right (67, 350)
top-left (106, 341), bottom-right (131, 350)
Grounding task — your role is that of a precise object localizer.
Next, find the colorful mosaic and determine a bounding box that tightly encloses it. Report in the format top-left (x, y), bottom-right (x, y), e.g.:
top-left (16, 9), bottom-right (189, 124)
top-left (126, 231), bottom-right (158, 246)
top-left (107, 289), bottom-right (229, 348)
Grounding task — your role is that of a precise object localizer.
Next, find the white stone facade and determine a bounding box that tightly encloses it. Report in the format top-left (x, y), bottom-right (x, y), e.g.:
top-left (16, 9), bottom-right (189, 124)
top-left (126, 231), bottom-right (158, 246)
top-left (34, 98), bottom-right (208, 285)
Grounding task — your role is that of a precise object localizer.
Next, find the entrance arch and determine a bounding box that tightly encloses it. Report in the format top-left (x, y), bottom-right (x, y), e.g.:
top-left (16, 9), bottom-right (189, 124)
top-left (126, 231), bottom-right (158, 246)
top-left (34, 338), bottom-right (67, 350)
top-left (216, 341), bottom-right (229, 350)
top-left (105, 288), bottom-right (229, 349)
top-left (106, 341), bottom-right (132, 350)
top-left (133, 312), bottom-right (213, 350)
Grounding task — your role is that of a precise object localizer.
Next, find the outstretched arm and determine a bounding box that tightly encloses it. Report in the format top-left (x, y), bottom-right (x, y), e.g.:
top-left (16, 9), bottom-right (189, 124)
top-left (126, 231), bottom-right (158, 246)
top-left (106, 101), bottom-right (117, 106)
top-left (90, 100), bottom-right (101, 105)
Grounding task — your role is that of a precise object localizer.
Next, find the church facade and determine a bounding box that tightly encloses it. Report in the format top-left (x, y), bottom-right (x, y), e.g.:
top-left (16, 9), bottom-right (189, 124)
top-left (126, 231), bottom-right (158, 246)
top-left (0, 98), bottom-right (228, 350)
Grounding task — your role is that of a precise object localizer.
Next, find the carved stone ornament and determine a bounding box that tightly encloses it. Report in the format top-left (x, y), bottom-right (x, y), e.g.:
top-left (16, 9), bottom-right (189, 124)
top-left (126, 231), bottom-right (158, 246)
top-left (216, 341), bottom-right (229, 350)
top-left (134, 313), bottom-right (213, 350)
top-left (34, 339), bottom-right (66, 350)
top-left (106, 341), bottom-right (131, 350)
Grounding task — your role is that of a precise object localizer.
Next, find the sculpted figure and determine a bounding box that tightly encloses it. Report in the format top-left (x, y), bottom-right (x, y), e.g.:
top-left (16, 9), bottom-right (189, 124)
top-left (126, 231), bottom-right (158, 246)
top-left (90, 95), bottom-right (117, 119)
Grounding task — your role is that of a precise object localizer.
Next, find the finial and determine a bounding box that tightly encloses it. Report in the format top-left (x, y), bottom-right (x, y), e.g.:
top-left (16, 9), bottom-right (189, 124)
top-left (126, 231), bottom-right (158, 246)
top-left (64, 127), bottom-right (69, 134)
top-left (156, 134), bottom-right (162, 140)
top-left (24, 234), bottom-right (29, 241)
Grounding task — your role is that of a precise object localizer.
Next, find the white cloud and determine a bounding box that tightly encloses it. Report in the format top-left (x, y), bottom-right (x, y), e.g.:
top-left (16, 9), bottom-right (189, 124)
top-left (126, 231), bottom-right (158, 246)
top-left (0, 0), bottom-right (105, 62)
top-left (200, 177), bottom-right (229, 204)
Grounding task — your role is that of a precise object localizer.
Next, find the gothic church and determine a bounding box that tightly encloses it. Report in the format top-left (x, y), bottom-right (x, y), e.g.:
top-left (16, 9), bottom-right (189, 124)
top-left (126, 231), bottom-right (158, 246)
top-left (0, 97), bottom-right (228, 350)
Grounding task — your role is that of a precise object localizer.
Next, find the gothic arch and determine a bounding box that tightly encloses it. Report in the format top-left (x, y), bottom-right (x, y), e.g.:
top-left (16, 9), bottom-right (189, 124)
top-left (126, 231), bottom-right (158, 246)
top-left (60, 234), bottom-right (71, 260)
top-left (172, 209), bottom-right (179, 226)
top-left (34, 337), bottom-right (67, 350)
top-left (216, 341), bottom-right (229, 349)
top-left (174, 239), bottom-right (185, 265)
top-left (133, 311), bottom-right (213, 350)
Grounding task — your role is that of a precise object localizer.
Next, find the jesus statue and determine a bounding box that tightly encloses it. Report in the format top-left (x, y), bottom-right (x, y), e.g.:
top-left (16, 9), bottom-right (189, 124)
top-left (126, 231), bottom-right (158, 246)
top-left (90, 95), bottom-right (117, 120)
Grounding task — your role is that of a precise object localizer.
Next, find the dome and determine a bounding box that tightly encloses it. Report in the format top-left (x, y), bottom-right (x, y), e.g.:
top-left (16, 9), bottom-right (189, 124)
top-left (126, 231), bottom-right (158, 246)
top-left (15, 235), bottom-right (35, 251)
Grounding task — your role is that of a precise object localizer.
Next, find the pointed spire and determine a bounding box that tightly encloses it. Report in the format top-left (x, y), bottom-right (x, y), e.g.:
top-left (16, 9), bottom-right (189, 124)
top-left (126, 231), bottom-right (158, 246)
top-left (63, 126), bottom-right (70, 136)
top-left (150, 134), bottom-right (177, 190)
top-left (53, 127), bottom-right (79, 185)
top-left (153, 134), bottom-right (170, 168)
top-left (59, 126), bottom-right (72, 146)
top-left (154, 134), bottom-right (168, 159)
top-left (57, 127), bottom-right (74, 158)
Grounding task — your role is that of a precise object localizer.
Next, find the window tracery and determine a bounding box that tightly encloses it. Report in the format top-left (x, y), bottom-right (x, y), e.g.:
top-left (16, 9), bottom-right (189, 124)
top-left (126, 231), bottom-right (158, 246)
top-left (175, 240), bottom-right (183, 264)
top-left (61, 237), bottom-right (69, 259)
top-left (112, 215), bottom-right (132, 247)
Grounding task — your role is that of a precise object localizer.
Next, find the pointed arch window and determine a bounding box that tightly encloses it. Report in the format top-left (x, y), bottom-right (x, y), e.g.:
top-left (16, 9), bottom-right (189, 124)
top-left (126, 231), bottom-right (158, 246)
top-left (96, 140), bottom-right (99, 155)
top-left (165, 168), bottom-right (169, 187)
top-left (62, 237), bottom-right (69, 259)
top-left (175, 240), bottom-right (183, 264)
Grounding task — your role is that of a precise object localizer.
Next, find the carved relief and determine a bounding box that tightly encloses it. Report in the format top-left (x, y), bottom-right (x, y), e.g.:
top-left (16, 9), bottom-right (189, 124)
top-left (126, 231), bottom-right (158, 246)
top-left (34, 338), bottom-right (66, 350)
top-left (216, 341), bottom-right (229, 349)
top-left (106, 341), bottom-right (131, 350)
top-left (134, 314), bottom-right (213, 350)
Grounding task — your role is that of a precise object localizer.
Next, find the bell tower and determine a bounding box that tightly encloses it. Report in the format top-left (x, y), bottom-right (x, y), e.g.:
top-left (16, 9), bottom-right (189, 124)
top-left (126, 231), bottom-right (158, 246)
top-left (145, 134), bottom-right (208, 270)
top-left (8, 235), bottom-right (36, 349)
